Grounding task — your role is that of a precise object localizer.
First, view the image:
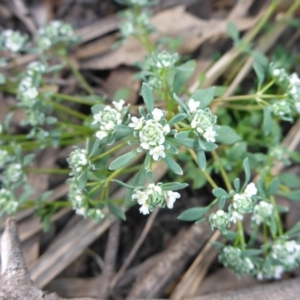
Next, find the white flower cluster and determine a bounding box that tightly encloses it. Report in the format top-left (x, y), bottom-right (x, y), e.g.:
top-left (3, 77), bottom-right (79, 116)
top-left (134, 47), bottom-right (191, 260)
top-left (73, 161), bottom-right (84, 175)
top-left (67, 148), bottom-right (89, 176)
top-left (120, 10), bottom-right (152, 39)
top-left (132, 183), bottom-right (180, 214)
top-left (289, 73), bottom-right (300, 113)
top-left (93, 100), bottom-right (126, 140)
top-left (0, 30), bottom-right (27, 53)
top-left (269, 63), bottom-right (300, 116)
top-left (230, 183), bottom-right (257, 223)
top-left (219, 246), bottom-right (254, 276)
top-left (209, 210), bottom-right (230, 232)
top-left (3, 163), bottom-right (23, 185)
top-left (252, 201), bottom-right (273, 225)
top-left (0, 149), bottom-right (12, 169)
top-left (188, 99), bottom-right (217, 143)
top-left (68, 179), bottom-right (104, 221)
top-left (37, 20), bottom-right (76, 51)
top-left (129, 108), bottom-right (170, 161)
top-left (0, 188), bottom-right (19, 216)
top-left (150, 51), bottom-right (178, 69)
top-left (256, 239), bottom-right (300, 280)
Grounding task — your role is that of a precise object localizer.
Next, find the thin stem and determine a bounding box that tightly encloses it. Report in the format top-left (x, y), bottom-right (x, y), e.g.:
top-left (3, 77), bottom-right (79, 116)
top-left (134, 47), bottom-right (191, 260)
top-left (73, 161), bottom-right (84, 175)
top-left (259, 79), bottom-right (276, 94)
top-left (237, 219), bottom-right (246, 250)
top-left (52, 92), bottom-right (99, 105)
top-left (211, 150), bottom-right (233, 191)
top-left (188, 148), bottom-right (218, 189)
top-left (91, 142), bottom-right (128, 162)
top-left (270, 195), bottom-right (284, 236)
top-left (220, 104), bottom-right (262, 111)
top-left (25, 168), bottom-right (70, 174)
top-left (52, 101), bottom-right (87, 120)
top-left (63, 55), bottom-right (95, 96)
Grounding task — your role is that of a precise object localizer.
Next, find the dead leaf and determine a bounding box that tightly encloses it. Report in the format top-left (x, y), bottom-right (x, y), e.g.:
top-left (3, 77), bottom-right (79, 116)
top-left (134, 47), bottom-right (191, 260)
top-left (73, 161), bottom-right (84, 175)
top-left (81, 5), bottom-right (259, 70)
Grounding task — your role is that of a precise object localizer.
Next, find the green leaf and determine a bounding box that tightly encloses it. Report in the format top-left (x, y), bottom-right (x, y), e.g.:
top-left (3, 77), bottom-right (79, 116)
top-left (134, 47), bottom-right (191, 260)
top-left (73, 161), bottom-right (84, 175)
top-left (218, 195), bottom-right (227, 209)
top-left (168, 113), bottom-right (187, 126)
top-left (114, 87), bottom-right (130, 101)
top-left (278, 190), bottom-right (300, 201)
top-left (279, 173), bottom-right (300, 188)
top-left (171, 137), bottom-right (198, 150)
top-left (173, 60), bottom-right (195, 94)
top-left (161, 182), bottom-right (188, 191)
top-left (111, 179), bottom-right (135, 189)
top-left (124, 168), bottom-right (146, 208)
top-left (286, 220), bottom-right (300, 237)
top-left (165, 154), bottom-right (183, 175)
top-left (109, 150), bottom-right (137, 170)
top-left (114, 124), bottom-right (133, 135)
top-left (253, 61), bottom-right (265, 88)
top-left (177, 206), bottom-right (209, 221)
top-left (191, 87), bottom-right (215, 109)
top-left (141, 83), bottom-right (154, 113)
top-left (107, 201), bottom-right (126, 220)
top-left (267, 177), bottom-right (280, 196)
top-left (23, 154), bottom-right (35, 166)
top-left (144, 152), bottom-right (151, 170)
top-left (263, 107), bottom-right (272, 135)
top-left (234, 178), bottom-right (240, 192)
top-left (241, 249), bottom-right (263, 257)
top-left (226, 21), bottom-right (239, 44)
top-left (0, 73), bottom-right (6, 84)
top-left (197, 150), bottom-right (206, 170)
top-left (212, 188), bottom-right (229, 198)
top-left (91, 104), bottom-right (105, 115)
top-left (243, 157), bottom-right (251, 186)
top-left (88, 138), bottom-right (101, 158)
top-left (174, 131), bottom-right (189, 139)
top-left (173, 93), bottom-right (188, 111)
top-left (215, 126), bottom-right (241, 145)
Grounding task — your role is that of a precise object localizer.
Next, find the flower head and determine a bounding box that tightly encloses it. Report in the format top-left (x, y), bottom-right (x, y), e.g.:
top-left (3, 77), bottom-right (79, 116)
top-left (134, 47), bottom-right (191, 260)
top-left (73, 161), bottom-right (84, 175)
top-left (132, 183), bottom-right (181, 214)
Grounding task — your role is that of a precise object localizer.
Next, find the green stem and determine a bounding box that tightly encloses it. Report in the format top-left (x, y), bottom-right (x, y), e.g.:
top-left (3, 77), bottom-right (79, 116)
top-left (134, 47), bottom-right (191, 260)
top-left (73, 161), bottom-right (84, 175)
top-left (237, 219), bottom-right (246, 250)
top-left (91, 142), bottom-right (128, 162)
top-left (270, 195), bottom-right (284, 236)
top-left (25, 168), bottom-right (70, 174)
top-left (63, 55), bottom-right (95, 96)
top-left (212, 150), bottom-right (233, 191)
top-left (52, 92), bottom-right (99, 105)
top-left (259, 79), bottom-right (276, 94)
top-left (220, 104), bottom-right (263, 110)
top-left (188, 148), bottom-right (218, 189)
top-left (52, 101), bottom-right (87, 120)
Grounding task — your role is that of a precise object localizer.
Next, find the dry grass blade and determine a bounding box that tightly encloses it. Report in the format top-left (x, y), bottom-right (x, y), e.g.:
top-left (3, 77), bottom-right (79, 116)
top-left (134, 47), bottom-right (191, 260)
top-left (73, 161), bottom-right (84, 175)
top-left (185, 277), bottom-right (300, 300)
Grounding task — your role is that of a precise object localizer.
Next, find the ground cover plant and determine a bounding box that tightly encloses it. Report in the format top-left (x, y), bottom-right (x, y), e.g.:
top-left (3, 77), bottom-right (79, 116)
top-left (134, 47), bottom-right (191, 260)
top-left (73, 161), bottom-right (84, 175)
top-left (1, 0), bottom-right (300, 298)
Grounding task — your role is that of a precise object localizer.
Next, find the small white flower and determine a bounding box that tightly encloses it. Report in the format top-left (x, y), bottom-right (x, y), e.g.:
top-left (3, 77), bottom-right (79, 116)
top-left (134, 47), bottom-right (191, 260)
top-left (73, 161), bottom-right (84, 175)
top-left (285, 240), bottom-right (300, 253)
top-left (274, 265), bottom-right (285, 279)
top-left (23, 87), bottom-right (39, 99)
top-left (163, 124), bottom-right (170, 134)
top-left (152, 108), bottom-right (164, 121)
top-left (139, 202), bottom-right (150, 215)
top-left (132, 190), bottom-right (149, 205)
top-left (96, 130), bottom-right (108, 140)
top-left (203, 126), bottom-right (217, 142)
top-left (273, 69), bottom-right (280, 76)
top-left (129, 116), bottom-right (144, 130)
top-left (165, 191), bottom-right (180, 209)
top-left (148, 183), bottom-right (163, 195)
top-left (188, 98), bottom-right (200, 113)
top-left (244, 183), bottom-right (257, 197)
top-left (295, 102), bottom-right (300, 114)
top-left (230, 210), bottom-right (243, 223)
top-left (112, 99), bottom-right (125, 111)
top-left (149, 145), bottom-right (165, 161)
top-left (290, 73), bottom-right (300, 85)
